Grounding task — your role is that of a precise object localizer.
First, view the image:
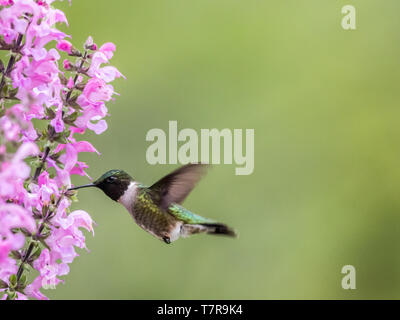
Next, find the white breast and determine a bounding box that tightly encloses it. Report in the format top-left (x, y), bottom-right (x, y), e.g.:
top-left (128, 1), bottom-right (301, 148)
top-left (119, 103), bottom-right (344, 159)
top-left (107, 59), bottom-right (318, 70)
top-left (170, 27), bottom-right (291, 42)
top-left (117, 182), bottom-right (138, 212)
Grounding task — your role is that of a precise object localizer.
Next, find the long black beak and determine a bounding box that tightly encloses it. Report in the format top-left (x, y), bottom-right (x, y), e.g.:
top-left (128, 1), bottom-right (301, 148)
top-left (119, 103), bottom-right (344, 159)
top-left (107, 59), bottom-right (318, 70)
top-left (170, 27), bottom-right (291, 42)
top-left (68, 183), bottom-right (96, 191)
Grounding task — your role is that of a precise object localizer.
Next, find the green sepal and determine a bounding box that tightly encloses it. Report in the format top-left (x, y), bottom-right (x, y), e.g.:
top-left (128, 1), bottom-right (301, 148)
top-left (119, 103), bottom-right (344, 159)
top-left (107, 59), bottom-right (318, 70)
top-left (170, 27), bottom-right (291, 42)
top-left (9, 274), bottom-right (17, 289)
top-left (63, 112), bottom-right (78, 125)
top-left (6, 290), bottom-right (17, 300)
top-left (28, 247), bottom-right (42, 262)
top-left (39, 238), bottom-right (51, 251)
top-left (32, 208), bottom-right (42, 220)
top-left (8, 87), bottom-right (18, 98)
top-left (67, 92), bottom-right (80, 107)
top-left (0, 279), bottom-right (8, 289)
top-left (9, 250), bottom-right (21, 260)
top-left (20, 228), bottom-right (32, 237)
top-left (45, 107), bottom-right (56, 120)
top-left (17, 274), bottom-right (28, 291)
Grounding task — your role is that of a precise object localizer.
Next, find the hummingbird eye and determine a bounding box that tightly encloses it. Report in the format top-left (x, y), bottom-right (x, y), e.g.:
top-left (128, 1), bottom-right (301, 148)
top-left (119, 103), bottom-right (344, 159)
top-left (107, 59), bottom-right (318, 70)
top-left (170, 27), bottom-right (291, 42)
top-left (106, 176), bottom-right (117, 183)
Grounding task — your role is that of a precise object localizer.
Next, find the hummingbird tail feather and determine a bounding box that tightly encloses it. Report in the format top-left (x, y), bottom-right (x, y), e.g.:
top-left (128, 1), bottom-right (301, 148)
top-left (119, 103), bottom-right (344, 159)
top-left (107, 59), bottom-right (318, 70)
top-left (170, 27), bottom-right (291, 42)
top-left (180, 223), bottom-right (237, 238)
top-left (201, 223), bottom-right (237, 237)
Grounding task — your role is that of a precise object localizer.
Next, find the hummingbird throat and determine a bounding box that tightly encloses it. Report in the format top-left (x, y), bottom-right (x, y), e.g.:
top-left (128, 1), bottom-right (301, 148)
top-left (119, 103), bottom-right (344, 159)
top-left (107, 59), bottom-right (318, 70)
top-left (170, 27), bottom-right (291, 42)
top-left (117, 182), bottom-right (139, 209)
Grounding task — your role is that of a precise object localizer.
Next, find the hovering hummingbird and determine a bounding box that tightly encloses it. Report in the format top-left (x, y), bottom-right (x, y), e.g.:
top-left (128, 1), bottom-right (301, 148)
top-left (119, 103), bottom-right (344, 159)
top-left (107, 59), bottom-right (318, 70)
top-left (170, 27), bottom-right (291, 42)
top-left (69, 164), bottom-right (236, 244)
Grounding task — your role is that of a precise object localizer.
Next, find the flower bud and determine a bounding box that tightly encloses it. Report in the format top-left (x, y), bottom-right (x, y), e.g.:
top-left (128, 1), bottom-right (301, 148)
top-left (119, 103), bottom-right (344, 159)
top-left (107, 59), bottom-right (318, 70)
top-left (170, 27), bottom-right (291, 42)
top-left (63, 59), bottom-right (71, 70)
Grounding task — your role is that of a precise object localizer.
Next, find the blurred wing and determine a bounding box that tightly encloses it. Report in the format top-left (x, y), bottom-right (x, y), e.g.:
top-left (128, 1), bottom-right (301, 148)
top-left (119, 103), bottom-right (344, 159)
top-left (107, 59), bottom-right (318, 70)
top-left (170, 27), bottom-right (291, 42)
top-left (149, 163), bottom-right (209, 210)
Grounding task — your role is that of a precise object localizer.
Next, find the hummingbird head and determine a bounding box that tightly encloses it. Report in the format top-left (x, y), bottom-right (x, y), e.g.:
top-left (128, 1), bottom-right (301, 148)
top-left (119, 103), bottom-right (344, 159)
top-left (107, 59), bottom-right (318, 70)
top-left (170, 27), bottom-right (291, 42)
top-left (69, 169), bottom-right (133, 201)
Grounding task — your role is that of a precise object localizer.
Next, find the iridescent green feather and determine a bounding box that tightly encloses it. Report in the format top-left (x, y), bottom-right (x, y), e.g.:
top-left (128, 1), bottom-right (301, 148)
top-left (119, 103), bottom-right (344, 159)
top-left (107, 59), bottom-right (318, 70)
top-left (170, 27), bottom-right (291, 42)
top-left (167, 204), bottom-right (215, 225)
top-left (137, 183), bottom-right (215, 225)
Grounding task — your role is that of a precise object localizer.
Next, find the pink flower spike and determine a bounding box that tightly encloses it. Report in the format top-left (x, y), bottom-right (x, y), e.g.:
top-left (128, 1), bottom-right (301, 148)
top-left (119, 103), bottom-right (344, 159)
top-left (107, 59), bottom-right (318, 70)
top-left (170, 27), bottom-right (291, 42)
top-left (0, 7), bottom-right (124, 299)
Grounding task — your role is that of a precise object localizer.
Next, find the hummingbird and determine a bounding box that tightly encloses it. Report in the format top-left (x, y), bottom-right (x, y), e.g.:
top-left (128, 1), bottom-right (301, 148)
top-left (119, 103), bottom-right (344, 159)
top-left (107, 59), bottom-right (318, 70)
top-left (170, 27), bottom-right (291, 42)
top-left (68, 164), bottom-right (236, 244)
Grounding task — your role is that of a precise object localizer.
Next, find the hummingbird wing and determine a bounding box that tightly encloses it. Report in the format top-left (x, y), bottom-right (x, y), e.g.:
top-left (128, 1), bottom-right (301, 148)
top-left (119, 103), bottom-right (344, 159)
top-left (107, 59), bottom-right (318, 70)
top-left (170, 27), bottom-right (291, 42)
top-left (149, 163), bottom-right (209, 210)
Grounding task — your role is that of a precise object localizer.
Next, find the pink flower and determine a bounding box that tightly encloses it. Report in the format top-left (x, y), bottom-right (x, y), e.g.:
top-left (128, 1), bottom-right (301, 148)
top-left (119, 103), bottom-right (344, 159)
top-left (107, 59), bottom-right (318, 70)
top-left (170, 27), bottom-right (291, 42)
top-left (0, 0), bottom-right (14, 6)
top-left (87, 49), bottom-right (125, 83)
top-left (12, 49), bottom-right (61, 92)
top-left (79, 77), bottom-right (114, 104)
top-left (25, 277), bottom-right (49, 300)
top-left (57, 39), bottom-right (73, 54)
top-left (0, 142), bottom-right (38, 201)
top-left (74, 78), bottom-right (114, 134)
top-left (99, 42), bottom-right (116, 59)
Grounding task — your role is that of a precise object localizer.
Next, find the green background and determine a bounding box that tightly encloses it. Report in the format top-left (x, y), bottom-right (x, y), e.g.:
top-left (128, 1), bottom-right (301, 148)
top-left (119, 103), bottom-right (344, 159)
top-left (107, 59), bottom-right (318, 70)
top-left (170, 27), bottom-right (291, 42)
top-left (48, 0), bottom-right (400, 299)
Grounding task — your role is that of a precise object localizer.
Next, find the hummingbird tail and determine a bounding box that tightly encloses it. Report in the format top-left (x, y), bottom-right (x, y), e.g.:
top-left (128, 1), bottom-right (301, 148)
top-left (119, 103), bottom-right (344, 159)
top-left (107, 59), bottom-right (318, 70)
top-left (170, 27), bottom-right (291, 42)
top-left (200, 223), bottom-right (237, 238)
top-left (180, 223), bottom-right (237, 238)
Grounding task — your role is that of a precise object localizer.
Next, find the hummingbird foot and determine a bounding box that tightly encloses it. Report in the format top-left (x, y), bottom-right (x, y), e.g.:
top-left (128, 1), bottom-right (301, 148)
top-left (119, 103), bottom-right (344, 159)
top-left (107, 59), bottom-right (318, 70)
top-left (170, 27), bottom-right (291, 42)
top-left (163, 236), bottom-right (171, 244)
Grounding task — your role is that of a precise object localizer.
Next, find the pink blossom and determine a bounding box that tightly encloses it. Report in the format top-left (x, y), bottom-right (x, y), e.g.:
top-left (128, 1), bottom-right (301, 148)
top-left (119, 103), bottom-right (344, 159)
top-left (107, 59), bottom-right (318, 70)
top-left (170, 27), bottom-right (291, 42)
top-left (79, 77), bottom-right (114, 104)
top-left (75, 77), bottom-right (114, 134)
top-left (56, 39), bottom-right (73, 54)
top-left (99, 42), bottom-right (116, 59)
top-left (87, 49), bottom-right (125, 83)
top-left (0, 142), bottom-right (38, 200)
top-left (25, 276), bottom-right (49, 300)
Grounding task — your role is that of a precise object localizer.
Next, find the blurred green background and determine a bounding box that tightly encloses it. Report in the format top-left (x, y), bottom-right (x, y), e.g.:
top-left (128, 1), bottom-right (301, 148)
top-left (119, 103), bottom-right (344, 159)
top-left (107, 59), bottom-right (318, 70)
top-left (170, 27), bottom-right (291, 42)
top-left (47, 0), bottom-right (400, 299)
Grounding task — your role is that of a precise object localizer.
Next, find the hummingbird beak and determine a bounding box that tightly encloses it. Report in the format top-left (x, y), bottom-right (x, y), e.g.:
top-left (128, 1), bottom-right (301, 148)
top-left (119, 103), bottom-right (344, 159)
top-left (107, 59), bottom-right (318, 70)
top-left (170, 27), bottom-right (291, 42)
top-left (68, 183), bottom-right (96, 191)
